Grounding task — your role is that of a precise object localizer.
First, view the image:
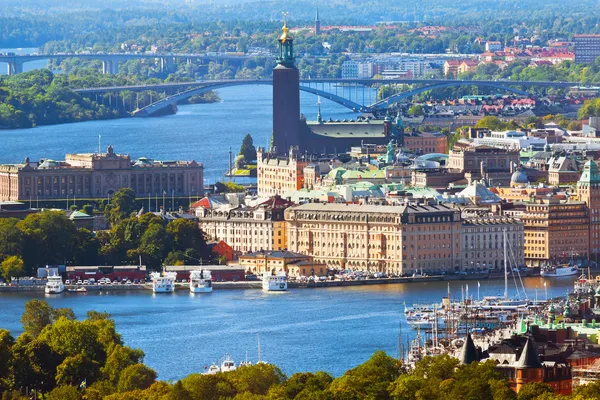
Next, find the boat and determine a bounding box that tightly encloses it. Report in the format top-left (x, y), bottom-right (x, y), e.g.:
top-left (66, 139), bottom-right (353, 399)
top-left (262, 271), bottom-right (287, 292)
top-left (45, 272), bottom-right (65, 294)
top-left (150, 271), bottom-right (176, 293)
top-left (67, 287), bottom-right (87, 293)
top-left (204, 353), bottom-right (237, 374)
top-left (190, 269), bottom-right (212, 293)
top-left (541, 264), bottom-right (579, 277)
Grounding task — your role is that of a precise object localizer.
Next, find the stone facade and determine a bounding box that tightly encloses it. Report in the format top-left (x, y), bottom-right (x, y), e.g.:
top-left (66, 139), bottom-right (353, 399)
top-left (522, 200), bottom-right (589, 267)
top-left (196, 196), bottom-right (293, 255)
top-left (237, 250), bottom-right (327, 277)
top-left (577, 160), bottom-right (600, 260)
top-left (448, 144), bottom-right (519, 173)
top-left (0, 146), bottom-right (203, 201)
top-left (461, 214), bottom-right (525, 271)
top-left (257, 148), bottom-right (308, 197)
top-left (285, 203), bottom-right (462, 276)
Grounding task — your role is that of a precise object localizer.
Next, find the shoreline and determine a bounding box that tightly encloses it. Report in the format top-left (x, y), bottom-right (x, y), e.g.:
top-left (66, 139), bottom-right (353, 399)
top-left (0, 271), bottom-right (541, 293)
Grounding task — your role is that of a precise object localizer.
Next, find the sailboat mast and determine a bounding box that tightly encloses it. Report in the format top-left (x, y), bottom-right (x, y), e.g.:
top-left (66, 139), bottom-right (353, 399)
top-left (503, 228), bottom-right (508, 300)
top-left (257, 333), bottom-right (261, 362)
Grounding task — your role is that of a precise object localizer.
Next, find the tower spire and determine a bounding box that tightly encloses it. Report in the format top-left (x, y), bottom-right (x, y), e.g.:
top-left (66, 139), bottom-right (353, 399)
top-left (315, 7), bottom-right (321, 35)
top-left (317, 96), bottom-right (323, 124)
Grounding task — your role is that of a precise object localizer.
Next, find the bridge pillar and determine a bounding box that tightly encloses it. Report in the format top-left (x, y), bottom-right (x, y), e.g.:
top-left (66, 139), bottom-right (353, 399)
top-left (7, 61), bottom-right (24, 75)
top-left (101, 60), bottom-right (119, 75)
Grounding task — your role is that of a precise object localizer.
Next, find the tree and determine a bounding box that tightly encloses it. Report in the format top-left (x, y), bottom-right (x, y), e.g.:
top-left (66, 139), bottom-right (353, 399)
top-left (475, 116), bottom-right (511, 131)
top-left (1, 256), bottom-right (24, 281)
top-left (20, 299), bottom-right (54, 337)
top-left (0, 218), bottom-right (24, 260)
top-left (328, 351), bottom-right (404, 399)
top-left (17, 211), bottom-right (78, 269)
top-left (72, 228), bottom-right (101, 265)
top-left (516, 382), bottom-right (553, 400)
top-left (408, 105), bottom-right (425, 116)
top-left (46, 385), bottom-right (81, 400)
top-left (82, 204), bottom-right (95, 216)
top-left (104, 188), bottom-right (137, 226)
top-left (0, 329), bottom-right (15, 390)
top-left (117, 364), bottom-right (157, 392)
top-left (239, 133), bottom-right (257, 163)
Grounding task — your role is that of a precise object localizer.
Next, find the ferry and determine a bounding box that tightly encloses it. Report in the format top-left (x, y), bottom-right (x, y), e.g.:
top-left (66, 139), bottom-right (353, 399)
top-left (540, 264), bottom-right (579, 277)
top-left (45, 272), bottom-right (65, 294)
top-left (262, 272), bottom-right (287, 292)
top-left (150, 271), bottom-right (176, 293)
top-left (189, 270), bottom-right (212, 293)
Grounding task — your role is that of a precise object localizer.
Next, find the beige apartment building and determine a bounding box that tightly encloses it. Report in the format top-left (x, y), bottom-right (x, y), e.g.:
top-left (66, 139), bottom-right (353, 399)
top-left (522, 200), bottom-right (589, 267)
top-left (461, 214), bottom-right (525, 271)
top-left (0, 146), bottom-right (204, 201)
top-left (448, 143), bottom-right (519, 173)
top-left (257, 147), bottom-right (308, 197)
top-left (237, 250), bottom-right (327, 277)
top-left (196, 196), bottom-right (293, 255)
top-left (285, 203), bottom-right (462, 276)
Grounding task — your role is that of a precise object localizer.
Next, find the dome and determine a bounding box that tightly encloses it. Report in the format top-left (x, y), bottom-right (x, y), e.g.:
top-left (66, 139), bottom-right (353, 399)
top-left (511, 166), bottom-right (529, 187)
top-left (134, 157), bottom-right (154, 167)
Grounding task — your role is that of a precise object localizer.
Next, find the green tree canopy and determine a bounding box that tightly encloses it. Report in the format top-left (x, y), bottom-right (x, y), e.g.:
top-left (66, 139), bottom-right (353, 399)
top-left (239, 133), bottom-right (257, 163)
top-left (104, 188), bottom-right (137, 226)
top-left (1, 255), bottom-right (24, 281)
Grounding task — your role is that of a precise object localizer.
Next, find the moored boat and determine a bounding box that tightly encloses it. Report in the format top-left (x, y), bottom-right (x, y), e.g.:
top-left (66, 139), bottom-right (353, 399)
top-left (151, 271), bottom-right (176, 293)
top-left (541, 264), bottom-right (579, 277)
top-left (45, 272), bottom-right (65, 294)
top-left (190, 269), bottom-right (212, 293)
top-left (262, 272), bottom-right (287, 292)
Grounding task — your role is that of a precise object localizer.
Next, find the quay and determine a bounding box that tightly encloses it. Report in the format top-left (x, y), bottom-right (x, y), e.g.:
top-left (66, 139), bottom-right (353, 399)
top-left (0, 270), bottom-right (538, 293)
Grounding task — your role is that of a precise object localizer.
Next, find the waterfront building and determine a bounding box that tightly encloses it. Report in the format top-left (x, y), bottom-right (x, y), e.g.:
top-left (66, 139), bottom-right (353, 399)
top-left (576, 160), bottom-right (600, 262)
top-left (0, 146), bottom-right (203, 202)
top-left (163, 265), bottom-right (244, 281)
top-left (461, 213), bottom-right (524, 271)
top-left (237, 250), bottom-right (327, 277)
top-left (257, 147), bottom-right (308, 197)
top-left (574, 34), bottom-right (600, 63)
top-left (521, 199), bottom-right (589, 267)
top-left (285, 202), bottom-right (462, 275)
top-left (196, 195), bottom-right (293, 255)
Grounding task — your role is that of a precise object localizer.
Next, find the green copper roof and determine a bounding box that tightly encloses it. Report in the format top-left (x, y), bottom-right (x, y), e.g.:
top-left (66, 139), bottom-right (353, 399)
top-left (579, 160), bottom-right (600, 185)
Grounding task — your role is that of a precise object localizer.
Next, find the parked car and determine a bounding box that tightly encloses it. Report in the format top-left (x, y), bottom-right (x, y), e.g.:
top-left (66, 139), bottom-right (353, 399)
top-left (65, 280), bottom-right (71, 285)
top-left (76, 279), bottom-right (83, 285)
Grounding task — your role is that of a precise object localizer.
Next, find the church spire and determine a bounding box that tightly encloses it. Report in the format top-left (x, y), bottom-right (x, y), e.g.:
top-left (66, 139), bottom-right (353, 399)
top-left (315, 7), bottom-right (321, 35)
top-left (317, 96), bottom-right (323, 124)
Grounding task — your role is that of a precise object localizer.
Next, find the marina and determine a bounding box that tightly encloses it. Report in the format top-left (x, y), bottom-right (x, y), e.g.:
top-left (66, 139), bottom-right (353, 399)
top-left (0, 277), bottom-right (574, 381)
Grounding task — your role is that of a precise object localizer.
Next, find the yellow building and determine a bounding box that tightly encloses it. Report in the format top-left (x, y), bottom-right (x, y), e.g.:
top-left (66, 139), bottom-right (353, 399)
top-left (285, 202), bottom-right (462, 276)
top-left (257, 147), bottom-right (308, 197)
top-left (237, 250), bottom-right (327, 277)
top-left (522, 199), bottom-right (589, 267)
top-left (196, 196), bottom-right (293, 256)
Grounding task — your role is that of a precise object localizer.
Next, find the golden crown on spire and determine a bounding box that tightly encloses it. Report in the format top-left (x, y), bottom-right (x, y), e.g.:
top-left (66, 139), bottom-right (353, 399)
top-left (280, 12), bottom-right (289, 42)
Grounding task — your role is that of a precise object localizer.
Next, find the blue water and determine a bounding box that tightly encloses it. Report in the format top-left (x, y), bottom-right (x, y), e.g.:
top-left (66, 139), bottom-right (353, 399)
top-left (0, 277), bottom-right (574, 380)
top-left (0, 84), bottom-right (369, 183)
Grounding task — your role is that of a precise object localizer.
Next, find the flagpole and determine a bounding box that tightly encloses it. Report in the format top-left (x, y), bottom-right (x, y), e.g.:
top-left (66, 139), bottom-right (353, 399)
top-left (544, 281), bottom-right (547, 301)
top-left (477, 281), bottom-right (480, 302)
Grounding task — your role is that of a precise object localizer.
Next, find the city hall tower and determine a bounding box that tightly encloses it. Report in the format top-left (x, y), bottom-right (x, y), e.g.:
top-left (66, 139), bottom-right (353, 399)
top-left (272, 17), bottom-right (301, 155)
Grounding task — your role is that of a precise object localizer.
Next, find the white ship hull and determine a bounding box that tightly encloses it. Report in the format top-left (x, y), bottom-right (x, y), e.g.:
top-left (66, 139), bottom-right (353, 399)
top-left (45, 285), bottom-right (65, 294)
top-left (262, 280), bottom-right (287, 291)
top-left (153, 284), bottom-right (174, 293)
top-left (190, 283), bottom-right (212, 293)
top-left (541, 266), bottom-right (579, 277)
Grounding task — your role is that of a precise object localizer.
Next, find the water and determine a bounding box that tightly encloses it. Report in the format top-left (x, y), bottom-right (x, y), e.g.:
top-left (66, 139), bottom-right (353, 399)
top-left (0, 277), bottom-right (574, 380)
top-left (0, 84), bottom-right (370, 183)
top-left (0, 48), bottom-right (47, 75)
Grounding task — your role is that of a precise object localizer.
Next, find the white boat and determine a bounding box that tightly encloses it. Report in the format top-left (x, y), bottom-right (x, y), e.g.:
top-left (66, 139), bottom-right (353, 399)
top-left (204, 353), bottom-right (237, 374)
top-left (45, 272), bottom-right (65, 294)
top-left (541, 264), bottom-right (579, 277)
top-left (151, 271), bottom-right (176, 293)
top-left (190, 269), bottom-right (212, 293)
top-left (262, 272), bottom-right (287, 292)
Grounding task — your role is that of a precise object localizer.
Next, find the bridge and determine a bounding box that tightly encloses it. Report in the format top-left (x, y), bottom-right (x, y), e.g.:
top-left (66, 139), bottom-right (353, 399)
top-left (73, 78), bottom-right (581, 116)
top-left (0, 52), bottom-right (261, 75)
